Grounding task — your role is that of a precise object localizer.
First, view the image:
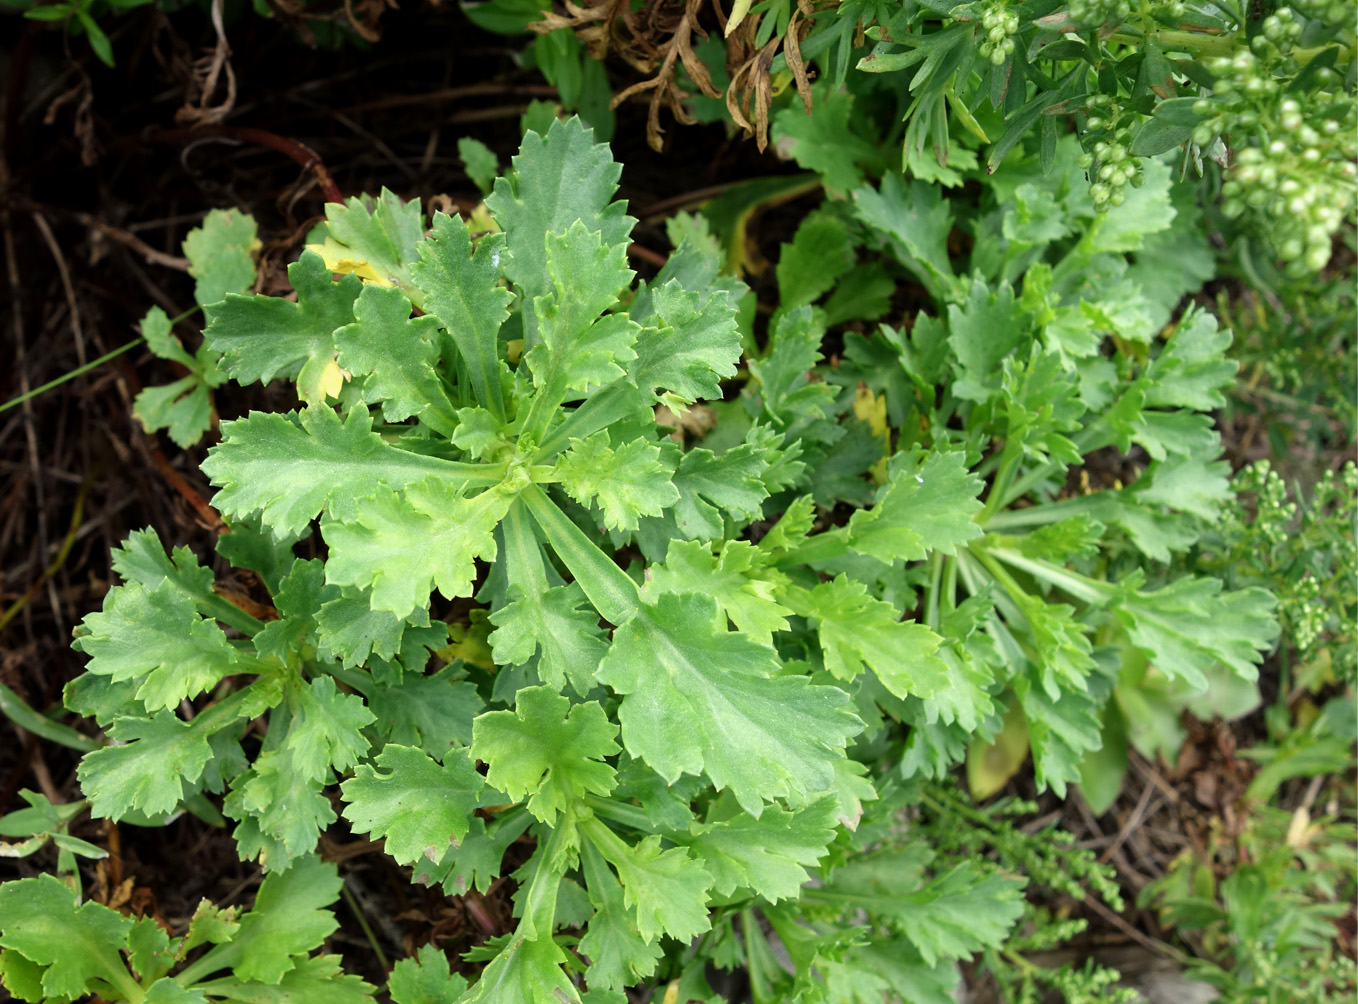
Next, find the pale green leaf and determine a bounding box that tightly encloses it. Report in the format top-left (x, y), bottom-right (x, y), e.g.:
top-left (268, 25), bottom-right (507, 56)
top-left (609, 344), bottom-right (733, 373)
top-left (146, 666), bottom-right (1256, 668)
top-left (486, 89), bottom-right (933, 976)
top-left (183, 208), bottom-right (259, 309)
top-left (341, 746), bottom-right (484, 864)
top-left (554, 432), bottom-right (678, 531)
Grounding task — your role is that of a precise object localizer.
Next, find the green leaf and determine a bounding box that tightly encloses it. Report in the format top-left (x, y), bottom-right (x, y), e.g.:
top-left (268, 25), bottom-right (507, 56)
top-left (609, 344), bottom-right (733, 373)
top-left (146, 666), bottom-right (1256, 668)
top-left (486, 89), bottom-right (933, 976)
top-left (895, 864), bottom-right (1026, 967)
top-left (686, 795), bottom-right (839, 901)
top-left (852, 173), bottom-right (956, 299)
top-left (554, 432), bottom-right (678, 531)
top-left (370, 667), bottom-right (484, 755)
top-left (410, 212), bottom-right (514, 421)
top-left (323, 478), bottom-right (515, 619)
top-left (1079, 700), bottom-right (1129, 816)
top-left (204, 252), bottom-right (361, 404)
top-left (630, 281), bottom-right (741, 405)
top-left (648, 539), bottom-right (791, 645)
top-left (1089, 159), bottom-right (1176, 252)
top-left (749, 306), bottom-right (836, 427)
top-left (309, 188), bottom-right (424, 292)
top-left (228, 746), bottom-right (337, 869)
top-left (185, 858), bottom-right (342, 984)
top-left (775, 211), bottom-right (856, 310)
top-left (184, 209), bottom-right (259, 309)
top-left (844, 451), bottom-right (984, 562)
top-left (78, 687), bottom-right (265, 819)
top-left (389, 945), bottom-right (469, 1004)
top-left (485, 117), bottom-right (635, 327)
top-left (458, 137), bottom-right (500, 197)
top-left (1114, 577), bottom-right (1278, 690)
top-left (470, 685), bottom-right (619, 823)
top-left (196, 954), bottom-right (376, 1004)
top-left (596, 592), bottom-right (860, 816)
top-left (666, 442), bottom-right (770, 541)
top-left (455, 932), bottom-right (580, 1004)
top-left (583, 820), bottom-right (713, 944)
top-left (488, 582), bottom-right (608, 696)
top-left (0, 875), bottom-right (137, 1001)
top-left (772, 90), bottom-right (882, 198)
top-left (947, 277), bottom-right (1031, 403)
top-left (134, 307), bottom-right (228, 448)
top-left (795, 575), bottom-right (949, 699)
top-left (1143, 309), bottom-right (1237, 411)
top-left (334, 285), bottom-right (458, 436)
top-left (578, 841), bottom-right (663, 991)
top-left (341, 746), bottom-right (484, 865)
top-left (203, 405), bottom-right (497, 540)
top-left (73, 580), bottom-right (242, 712)
top-left (525, 222), bottom-right (639, 406)
top-left (285, 677), bottom-right (375, 783)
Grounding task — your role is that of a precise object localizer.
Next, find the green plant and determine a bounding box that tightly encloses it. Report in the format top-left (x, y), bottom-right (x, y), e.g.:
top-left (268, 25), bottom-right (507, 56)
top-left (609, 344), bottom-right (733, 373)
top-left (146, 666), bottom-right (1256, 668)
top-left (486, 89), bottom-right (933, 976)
top-left (0, 118), bottom-right (1285, 1002)
top-left (511, 0), bottom-right (1357, 274)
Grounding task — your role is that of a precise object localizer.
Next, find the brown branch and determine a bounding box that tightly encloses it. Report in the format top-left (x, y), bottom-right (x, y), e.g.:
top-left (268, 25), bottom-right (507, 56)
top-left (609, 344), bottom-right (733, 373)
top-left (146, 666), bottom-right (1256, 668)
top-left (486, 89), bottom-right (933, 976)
top-left (151, 125), bottom-right (343, 203)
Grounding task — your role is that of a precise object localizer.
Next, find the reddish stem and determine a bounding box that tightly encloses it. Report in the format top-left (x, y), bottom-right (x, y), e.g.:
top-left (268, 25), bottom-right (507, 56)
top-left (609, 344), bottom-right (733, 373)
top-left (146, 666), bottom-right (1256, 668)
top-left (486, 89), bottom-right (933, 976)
top-left (153, 125), bottom-right (343, 203)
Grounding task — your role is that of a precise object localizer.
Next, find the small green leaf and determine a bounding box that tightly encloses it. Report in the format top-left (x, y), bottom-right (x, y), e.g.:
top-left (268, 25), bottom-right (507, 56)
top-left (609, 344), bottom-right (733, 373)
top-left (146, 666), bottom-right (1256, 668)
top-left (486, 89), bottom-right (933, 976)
top-left (342, 746), bottom-right (484, 864)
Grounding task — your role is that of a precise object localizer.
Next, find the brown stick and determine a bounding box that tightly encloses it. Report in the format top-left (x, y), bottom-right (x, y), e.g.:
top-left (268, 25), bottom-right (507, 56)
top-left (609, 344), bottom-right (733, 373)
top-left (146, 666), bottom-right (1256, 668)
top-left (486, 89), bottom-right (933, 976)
top-left (152, 125), bottom-right (343, 203)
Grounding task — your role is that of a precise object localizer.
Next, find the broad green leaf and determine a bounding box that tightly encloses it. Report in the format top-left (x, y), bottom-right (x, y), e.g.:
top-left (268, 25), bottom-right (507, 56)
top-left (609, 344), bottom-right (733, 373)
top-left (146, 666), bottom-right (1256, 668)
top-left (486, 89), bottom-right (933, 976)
top-left (186, 858), bottom-right (342, 984)
top-left (821, 942), bottom-right (959, 1004)
top-left (307, 188), bottom-right (424, 292)
top-left (416, 811), bottom-right (532, 897)
top-left (686, 795), bottom-right (839, 901)
top-left (370, 668), bottom-right (484, 755)
top-left (323, 478), bottom-right (515, 619)
top-left (183, 208), bottom-right (259, 309)
top-left (554, 432), bottom-right (678, 531)
top-left (203, 405), bottom-right (496, 539)
top-left (313, 590), bottom-right (432, 669)
top-left (1079, 700), bottom-right (1129, 816)
top-left (485, 116), bottom-right (635, 327)
top-left (649, 539), bottom-right (791, 645)
top-left (578, 842), bottom-right (664, 991)
top-left (1016, 675), bottom-right (1104, 797)
top-left (794, 576), bottom-right (949, 699)
top-left (388, 944), bottom-right (469, 1004)
top-left (78, 687), bottom-right (265, 819)
top-left (1088, 159), bottom-right (1176, 252)
top-left (775, 211), bottom-right (856, 310)
top-left (895, 864), bottom-right (1026, 967)
top-left (411, 213), bottom-right (514, 421)
top-left (455, 932), bottom-right (580, 1004)
top-left (458, 137), bottom-right (499, 196)
top-left (844, 451), bottom-right (984, 562)
top-left (487, 582), bottom-right (608, 696)
top-left (0, 875), bottom-right (136, 1001)
top-left (596, 592), bottom-right (861, 816)
top-left (667, 442), bottom-right (770, 541)
top-left (134, 308), bottom-right (228, 448)
top-left (203, 252), bottom-right (361, 404)
top-left (334, 285), bottom-right (458, 436)
top-left (341, 746), bottom-right (484, 864)
top-left (73, 579), bottom-right (242, 713)
top-left (285, 677), bottom-right (375, 783)
top-left (470, 685), bottom-right (619, 822)
top-left (1114, 577), bottom-right (1278, 690)
top-left (630, 281), bottom-right (741, 404)
top-left (1131, 453), bottom-right (1232, 519)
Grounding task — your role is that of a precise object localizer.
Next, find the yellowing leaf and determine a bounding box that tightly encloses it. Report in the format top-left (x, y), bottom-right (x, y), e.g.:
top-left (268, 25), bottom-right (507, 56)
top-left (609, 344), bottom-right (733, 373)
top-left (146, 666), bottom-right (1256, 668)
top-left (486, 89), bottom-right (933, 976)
top-left (966, 702), bottom-right (1028, 800)
top-left (852, 385), bottom-right (890, 484)
top-left (304, 241), bottom-right (397, 286)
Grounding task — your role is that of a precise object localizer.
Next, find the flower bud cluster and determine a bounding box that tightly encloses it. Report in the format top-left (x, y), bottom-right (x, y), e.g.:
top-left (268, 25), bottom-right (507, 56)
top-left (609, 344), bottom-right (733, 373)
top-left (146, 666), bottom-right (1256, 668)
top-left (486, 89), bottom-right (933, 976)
top-left (1067, 0), bottom-right (1132, 27)
top-left (1190, 32), bottom-right (1357, 275)
top-left (978, 3), bottom-right (1020, 64)
top-left (1077, 93), bottom-right (1145, 210)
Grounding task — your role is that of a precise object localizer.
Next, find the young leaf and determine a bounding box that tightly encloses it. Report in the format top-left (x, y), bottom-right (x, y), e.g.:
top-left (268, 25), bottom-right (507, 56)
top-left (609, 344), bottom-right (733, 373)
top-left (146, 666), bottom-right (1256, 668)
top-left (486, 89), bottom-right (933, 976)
top-left (595, 592), bottom-right (861, 816)
top-left (285, 677), bottom-right (376, 782)
top-left (183, 208), bottom-right (260, 309)
top-left (388, 944), bottom-right (470, 1004)
top-left (307, 188), bottom-right (424, 291)
top-left (470, 685), bottom-right (620, 823)
top-left (844, 451), bottom-right (984, 562)
top-left (648, 539), bottom-right (791, 645)
top-left (554, 433), bottom-right (678, 531)
top-left (485, 117), bottom-right (635, 323)
top-left (341, 746), bottom-right (484, 864)
top-left (582, 819), bottom-right (713, 944)
top-left (629, 282), bottom-right (741, 405)
top-left (410, 213), bottom-right (514, 422)
top-left (487, 582), bottom-right (609, 696)
top-left (322, 478), bottom-right (515, 619)
top-left (578, 841), bottom-right (665, 991)
top-left (334, 285), bottom-right (459, 436)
